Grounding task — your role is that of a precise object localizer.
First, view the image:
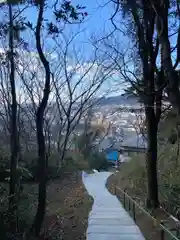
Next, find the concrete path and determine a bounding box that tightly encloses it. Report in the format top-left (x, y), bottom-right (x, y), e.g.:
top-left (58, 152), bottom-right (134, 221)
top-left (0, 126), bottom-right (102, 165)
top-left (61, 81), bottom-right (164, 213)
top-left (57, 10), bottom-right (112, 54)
top-left (82, 171), bottom-right (145, 240)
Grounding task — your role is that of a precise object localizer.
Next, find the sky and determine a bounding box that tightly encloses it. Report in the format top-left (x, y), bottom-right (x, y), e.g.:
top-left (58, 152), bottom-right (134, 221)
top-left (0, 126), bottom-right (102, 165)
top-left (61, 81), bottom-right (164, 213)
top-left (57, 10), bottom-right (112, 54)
top-left (5, 0), bottom-right (178, 99)
top-left (0, 0), bottom-right (178, 107)
top-left (0, 0), bottom-right (178, 106)
top-left (20, 0), bottom-right (129, 96)
top-left (23, 0), bottom-right (128, 53)
top-left (27, 1), bottom-right (118, 39)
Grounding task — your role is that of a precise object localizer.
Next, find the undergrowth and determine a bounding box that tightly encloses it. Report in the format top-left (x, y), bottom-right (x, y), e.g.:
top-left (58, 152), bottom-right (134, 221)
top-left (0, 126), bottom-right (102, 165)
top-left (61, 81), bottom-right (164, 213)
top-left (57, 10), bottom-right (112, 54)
top-left (107, 142), bottom-right (180, 218)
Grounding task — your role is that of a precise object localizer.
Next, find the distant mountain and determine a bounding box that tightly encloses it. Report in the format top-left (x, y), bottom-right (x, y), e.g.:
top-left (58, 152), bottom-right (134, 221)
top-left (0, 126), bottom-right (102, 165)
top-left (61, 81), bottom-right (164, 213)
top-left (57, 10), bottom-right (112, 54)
top-left (96, 94), bottom-right (140, 106)
top-left (120, 92), bottom-right (137, 98)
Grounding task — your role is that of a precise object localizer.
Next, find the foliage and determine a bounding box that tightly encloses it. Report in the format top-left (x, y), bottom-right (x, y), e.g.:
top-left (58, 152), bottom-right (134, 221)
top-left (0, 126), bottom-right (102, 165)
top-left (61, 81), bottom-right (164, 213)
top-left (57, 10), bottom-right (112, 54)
top-left (107, 109), bottom-right (180, 214)
top-left (87, 151), bottom-right (108, 171)
top-left (108, 0), bottom-right (180, 209)
top-left (75, 124), bottom-right (109, 171)
top-left (108, 140), bottom-right (180, 218)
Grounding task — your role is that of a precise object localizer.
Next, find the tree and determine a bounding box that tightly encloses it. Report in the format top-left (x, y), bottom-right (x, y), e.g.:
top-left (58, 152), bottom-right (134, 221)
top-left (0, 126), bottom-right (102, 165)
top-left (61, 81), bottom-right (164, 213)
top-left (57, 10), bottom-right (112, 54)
top-left (8, 2), bottom-right (19, 231)
top-left (149, 0), bottom-right (180, 113)
top-left (48, 31), bottom-right (113, 168)
top-left (0, 0), bottom-right (116, 236)
top-left (29, 0), bottom-right (51, 235)
top-left (76, 108), bottom-right (109, 170)
top-left (100, 0), bottom-right (166, 208)
top-left (26, 0), bottom-right (88, 236)
top-left (0, 0), bottom-right (26, 231)
top-left (0, 0), bottom-right (89, 236)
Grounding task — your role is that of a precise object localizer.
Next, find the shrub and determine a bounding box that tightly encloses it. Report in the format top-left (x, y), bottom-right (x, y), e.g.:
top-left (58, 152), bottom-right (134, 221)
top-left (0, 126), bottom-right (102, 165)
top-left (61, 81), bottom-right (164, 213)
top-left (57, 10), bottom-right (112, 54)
top-left (87, 152), bottom-right (108, 171)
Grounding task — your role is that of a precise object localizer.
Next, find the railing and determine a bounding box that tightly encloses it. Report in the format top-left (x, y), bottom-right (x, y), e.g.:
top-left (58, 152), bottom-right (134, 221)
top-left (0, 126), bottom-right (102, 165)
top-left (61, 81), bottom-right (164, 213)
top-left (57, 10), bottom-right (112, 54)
top-left (114, 186), bottom-right (180, 240)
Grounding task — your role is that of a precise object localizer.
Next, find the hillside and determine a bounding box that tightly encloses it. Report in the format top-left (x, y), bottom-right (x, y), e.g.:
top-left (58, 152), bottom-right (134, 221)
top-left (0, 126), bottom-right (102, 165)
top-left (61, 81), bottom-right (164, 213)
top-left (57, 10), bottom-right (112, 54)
top-left (107, 110), bottom-right (180, 218)
top-left (96, 94), bottom-right (140, 107)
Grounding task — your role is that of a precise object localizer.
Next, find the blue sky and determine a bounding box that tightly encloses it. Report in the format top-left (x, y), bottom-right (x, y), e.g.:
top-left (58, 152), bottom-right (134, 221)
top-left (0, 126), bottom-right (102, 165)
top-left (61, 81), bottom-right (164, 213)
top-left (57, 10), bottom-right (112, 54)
top-left (23, 0), bottom-right (127, 53)
top-left (0, 0), bottom-right (178, 102)
top-left (0, 0), bottom-right (172, 100)
top-left (19, 0), bottom-right (179, 96)
top-left (21, 0), bottom-right (128, 95)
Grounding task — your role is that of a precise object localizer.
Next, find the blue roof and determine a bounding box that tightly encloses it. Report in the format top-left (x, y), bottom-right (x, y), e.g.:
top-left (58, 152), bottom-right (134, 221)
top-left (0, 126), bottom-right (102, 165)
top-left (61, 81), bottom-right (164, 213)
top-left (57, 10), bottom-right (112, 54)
top-left (106, 151), bottom-right (119, 161)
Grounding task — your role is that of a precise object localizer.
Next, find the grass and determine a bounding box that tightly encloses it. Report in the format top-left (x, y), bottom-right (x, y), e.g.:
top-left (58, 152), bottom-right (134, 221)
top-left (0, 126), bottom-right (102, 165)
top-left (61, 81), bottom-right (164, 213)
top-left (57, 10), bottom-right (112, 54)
top-left (0, 171), bottom-right (93, 240)
top-left (106, 149), bottom-right (180, 240)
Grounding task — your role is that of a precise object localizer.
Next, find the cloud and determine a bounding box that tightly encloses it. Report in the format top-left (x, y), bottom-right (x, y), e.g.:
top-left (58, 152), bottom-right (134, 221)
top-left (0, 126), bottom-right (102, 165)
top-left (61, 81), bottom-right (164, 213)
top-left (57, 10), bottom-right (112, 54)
top-left (0, 46), bottom-right (115, 107)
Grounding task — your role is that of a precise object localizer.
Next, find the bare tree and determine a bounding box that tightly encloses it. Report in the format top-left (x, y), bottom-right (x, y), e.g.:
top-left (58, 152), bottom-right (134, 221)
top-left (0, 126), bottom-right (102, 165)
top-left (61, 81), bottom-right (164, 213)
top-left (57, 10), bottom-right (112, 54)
top-left (0, 1), bottom-right (22, 231)
top-left (150, 0), bottom-right (180, 112)
top-left (51, 35), bottom-right (113, 167)
top-left (28, 1), bottom-right (51, 235)
top-left (96, 0), bottom-right (164, 208)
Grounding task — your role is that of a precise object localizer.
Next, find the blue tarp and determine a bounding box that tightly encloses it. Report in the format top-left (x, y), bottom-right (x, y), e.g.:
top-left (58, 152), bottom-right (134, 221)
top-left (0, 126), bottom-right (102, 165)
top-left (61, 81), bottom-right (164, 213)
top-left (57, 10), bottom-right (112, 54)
top-left (106, 151), bottom-right (119, 161)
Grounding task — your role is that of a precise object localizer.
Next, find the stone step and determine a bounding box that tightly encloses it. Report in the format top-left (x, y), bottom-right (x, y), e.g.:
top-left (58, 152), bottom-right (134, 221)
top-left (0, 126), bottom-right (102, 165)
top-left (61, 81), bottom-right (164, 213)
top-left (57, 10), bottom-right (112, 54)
top-left (91, 207), bottom-right (124, 211)
top-left (90, 209), bottom-right (127, 214)
top-left (82, 171), bottom-right (145, 240)
top-left (92, 203), bottom-right (122, 208)
top-left (89, 215), bottom-right (135, 224)
top-left (87, 225), bottom-right (142, 235)
top-left (88, 218), bottom-right (135, 226)
top-left (92, 208), bottom-right (124, 211)
top-left (87, 233), bottom-right (144, 240)
top-left (94, 200), bottom-right (121, 205)
top-left (89, 212), bottom-right (132, 219)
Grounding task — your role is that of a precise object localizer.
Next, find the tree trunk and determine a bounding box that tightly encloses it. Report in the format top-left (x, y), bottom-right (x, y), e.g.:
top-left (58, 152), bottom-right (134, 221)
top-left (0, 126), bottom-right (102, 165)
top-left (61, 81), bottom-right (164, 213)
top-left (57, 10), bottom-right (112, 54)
top-left (144, 63), bottom-right (160, 209)
top-left (31, 0), bottom-right (50, 236)
top-left (154, 0), bottom-right (180, 113)
top-left (8, 3), bottom-right (19, 231)
top-left (60, 122), bottom-right (70, 167)
top-left (32, 114), bottom-right (47, 236)
top-left (145, 107), bottom-right (159, 209)
top-left (120, 0), bottom-right (161, 210)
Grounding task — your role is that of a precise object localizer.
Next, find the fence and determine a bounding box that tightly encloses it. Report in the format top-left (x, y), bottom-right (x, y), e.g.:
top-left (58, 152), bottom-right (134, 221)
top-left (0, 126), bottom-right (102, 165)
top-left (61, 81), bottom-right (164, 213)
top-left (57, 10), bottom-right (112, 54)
top-left (114, 186), bottom-right (180, 240)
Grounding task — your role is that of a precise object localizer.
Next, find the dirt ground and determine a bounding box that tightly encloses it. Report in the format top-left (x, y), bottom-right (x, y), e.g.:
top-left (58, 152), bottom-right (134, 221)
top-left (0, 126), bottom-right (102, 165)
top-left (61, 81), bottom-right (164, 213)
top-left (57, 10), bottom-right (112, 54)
top-left (0, 172), bottom-right (93, 240)
top-left (44, 172), bottom-right (93, 240)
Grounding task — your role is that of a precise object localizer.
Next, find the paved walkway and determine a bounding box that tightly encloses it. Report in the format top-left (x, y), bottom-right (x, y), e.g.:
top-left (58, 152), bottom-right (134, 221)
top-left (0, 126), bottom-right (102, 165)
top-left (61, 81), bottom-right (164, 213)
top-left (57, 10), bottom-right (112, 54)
top-left (82, 171), bottom-right (145, 240)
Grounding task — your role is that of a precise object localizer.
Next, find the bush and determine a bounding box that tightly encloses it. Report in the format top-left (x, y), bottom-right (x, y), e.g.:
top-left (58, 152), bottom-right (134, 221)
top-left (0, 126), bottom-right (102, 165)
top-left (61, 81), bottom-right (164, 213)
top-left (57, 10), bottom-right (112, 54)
top-left (87, 152), bottom-right (108, 171)
top-left (108, 142), bottom-right (180, 217)
top-left (27, 153), bottom-right (88, 181)
top-left (0, 148), bottom-right (93, 182)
